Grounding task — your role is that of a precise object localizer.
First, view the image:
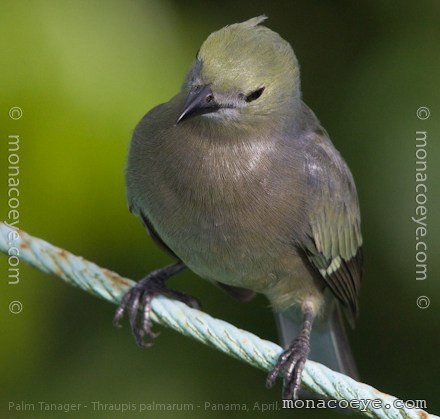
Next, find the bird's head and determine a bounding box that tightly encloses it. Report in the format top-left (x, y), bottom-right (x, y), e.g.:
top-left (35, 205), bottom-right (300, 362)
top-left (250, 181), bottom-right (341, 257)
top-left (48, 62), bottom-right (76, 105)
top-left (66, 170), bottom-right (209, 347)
top-left (177, 16), bottom-right (301, 125)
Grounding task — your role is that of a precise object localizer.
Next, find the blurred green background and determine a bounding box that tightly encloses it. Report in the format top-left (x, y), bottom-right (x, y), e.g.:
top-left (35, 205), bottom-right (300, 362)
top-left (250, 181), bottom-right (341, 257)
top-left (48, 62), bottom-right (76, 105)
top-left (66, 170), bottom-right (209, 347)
top-left (1, 1), bottom-right (439, 418)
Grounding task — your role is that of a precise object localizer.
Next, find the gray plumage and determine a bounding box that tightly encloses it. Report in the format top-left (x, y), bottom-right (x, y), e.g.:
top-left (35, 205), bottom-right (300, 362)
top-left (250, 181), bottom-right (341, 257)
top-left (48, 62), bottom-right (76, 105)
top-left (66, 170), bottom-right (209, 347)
top-left (121, 16), bottom-right (363, 398)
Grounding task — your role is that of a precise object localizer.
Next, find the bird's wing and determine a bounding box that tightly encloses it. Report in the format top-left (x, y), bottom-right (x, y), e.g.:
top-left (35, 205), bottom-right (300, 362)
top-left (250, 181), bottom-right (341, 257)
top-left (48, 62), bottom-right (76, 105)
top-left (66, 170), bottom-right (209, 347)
top-left (300, 130), bottom-right (363, 323)
top-left (132, 206), bottom-right (179, 259)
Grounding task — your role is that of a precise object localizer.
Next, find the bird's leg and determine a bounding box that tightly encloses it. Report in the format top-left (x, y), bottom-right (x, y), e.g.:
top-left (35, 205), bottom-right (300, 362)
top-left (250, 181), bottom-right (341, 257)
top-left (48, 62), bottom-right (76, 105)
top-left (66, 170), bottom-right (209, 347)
top-left (266, 303), bottom-right (315, 400)
top-left (113, 261), bottom-right (200, 348)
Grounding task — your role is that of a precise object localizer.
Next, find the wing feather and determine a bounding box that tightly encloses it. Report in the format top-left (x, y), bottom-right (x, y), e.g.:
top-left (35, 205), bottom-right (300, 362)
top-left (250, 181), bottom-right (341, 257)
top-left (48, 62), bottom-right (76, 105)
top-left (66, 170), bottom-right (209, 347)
top-left (301, 131), bottom-right (363, 323)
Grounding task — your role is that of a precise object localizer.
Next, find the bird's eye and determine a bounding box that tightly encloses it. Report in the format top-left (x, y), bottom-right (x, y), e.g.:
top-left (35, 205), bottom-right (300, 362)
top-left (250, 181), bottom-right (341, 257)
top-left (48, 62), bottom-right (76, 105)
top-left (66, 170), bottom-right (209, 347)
top-left (245, 87), bottom-right (265, 102)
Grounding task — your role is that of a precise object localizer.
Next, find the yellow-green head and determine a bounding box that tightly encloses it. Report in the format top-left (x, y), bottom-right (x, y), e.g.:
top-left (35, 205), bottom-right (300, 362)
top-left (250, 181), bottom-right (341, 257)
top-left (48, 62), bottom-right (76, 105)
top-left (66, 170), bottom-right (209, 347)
top-left (177, 16), bottom-right (301, 124)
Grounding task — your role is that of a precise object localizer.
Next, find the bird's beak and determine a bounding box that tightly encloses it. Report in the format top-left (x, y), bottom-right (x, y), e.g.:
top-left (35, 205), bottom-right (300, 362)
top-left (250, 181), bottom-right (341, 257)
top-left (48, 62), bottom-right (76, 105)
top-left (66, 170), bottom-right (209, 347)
top-left (176, 84), bottom-right (220, 124)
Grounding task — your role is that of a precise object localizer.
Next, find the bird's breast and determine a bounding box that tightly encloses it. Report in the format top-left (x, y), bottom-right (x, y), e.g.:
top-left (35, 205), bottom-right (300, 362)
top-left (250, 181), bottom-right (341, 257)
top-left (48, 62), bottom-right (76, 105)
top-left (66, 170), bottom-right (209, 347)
top-left (129, 130), bottom-right (306, 289)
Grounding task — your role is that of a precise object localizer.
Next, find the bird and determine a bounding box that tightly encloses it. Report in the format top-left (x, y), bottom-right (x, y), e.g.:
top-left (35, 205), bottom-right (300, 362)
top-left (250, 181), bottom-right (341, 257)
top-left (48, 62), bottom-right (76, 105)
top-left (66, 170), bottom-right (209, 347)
top-left (113, 16), bottom-right (363, 400)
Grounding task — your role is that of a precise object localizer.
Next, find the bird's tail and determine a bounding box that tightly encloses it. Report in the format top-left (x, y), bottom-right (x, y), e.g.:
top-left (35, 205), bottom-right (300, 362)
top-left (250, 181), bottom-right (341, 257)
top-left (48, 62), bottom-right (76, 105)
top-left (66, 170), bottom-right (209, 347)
top-left (275, 302), bottom-right (359, 380)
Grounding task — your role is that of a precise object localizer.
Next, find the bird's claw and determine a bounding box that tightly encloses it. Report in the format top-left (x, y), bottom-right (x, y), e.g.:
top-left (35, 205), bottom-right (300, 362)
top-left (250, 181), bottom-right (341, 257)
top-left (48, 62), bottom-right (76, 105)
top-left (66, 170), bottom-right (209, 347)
top-left (113, 270), bottom-right (201, 348)
top-left (266, 331), bottom-right (310, 400)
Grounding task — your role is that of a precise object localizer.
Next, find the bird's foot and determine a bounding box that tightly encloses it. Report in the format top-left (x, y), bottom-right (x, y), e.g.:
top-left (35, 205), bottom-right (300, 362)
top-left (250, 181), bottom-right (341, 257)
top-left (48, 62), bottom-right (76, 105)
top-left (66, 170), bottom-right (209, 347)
top-left (113, 267), bottom-right (200, 348)
top-left (266, 330), bottom-right (310, 400)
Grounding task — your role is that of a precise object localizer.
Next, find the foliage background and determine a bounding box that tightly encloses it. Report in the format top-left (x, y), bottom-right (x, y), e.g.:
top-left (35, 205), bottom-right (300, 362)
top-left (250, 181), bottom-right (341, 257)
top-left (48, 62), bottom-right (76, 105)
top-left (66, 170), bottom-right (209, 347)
top-left (1, 1), bottom-right (439, 418)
